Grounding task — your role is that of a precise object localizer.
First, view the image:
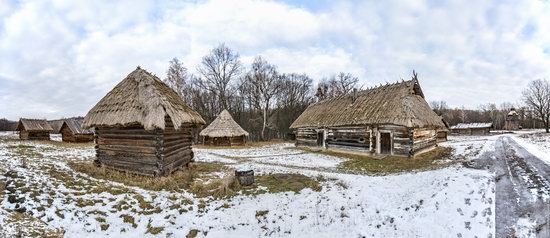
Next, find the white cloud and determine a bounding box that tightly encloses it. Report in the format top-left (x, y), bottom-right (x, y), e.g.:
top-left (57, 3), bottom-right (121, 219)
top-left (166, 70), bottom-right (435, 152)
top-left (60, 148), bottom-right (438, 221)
top-left (1, 0), bottom-right (550, 120)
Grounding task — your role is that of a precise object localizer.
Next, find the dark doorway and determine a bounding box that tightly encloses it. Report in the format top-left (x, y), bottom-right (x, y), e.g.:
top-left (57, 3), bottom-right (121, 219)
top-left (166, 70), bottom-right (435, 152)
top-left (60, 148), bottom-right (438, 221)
top-left (317, 131), bottom-right (324, 146)
top-left (380, 132), bottom-right (391, 154)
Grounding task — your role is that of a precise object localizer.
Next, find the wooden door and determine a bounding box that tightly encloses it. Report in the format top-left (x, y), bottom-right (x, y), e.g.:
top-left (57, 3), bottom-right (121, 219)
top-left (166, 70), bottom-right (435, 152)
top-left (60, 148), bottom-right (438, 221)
top-left (317, 131), bottom-right (324, 147)
top-left (380, 132), bottom-right (391, 154)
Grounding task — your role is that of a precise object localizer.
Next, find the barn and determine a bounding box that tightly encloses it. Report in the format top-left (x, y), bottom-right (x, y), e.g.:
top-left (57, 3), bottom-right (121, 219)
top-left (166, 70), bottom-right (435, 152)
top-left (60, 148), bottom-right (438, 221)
top-left (60, 118), bottom-right (94, 143)
top-left (16, 118), bottom-right (53, 140)
top-left (199, 109), bottom-right (249, 146)
top-left (451, 123), bottom-right (492, 135)
top-left (290, 75), bottom-right (447, 157)
top-left (82, 67), bottom-right (205, 176)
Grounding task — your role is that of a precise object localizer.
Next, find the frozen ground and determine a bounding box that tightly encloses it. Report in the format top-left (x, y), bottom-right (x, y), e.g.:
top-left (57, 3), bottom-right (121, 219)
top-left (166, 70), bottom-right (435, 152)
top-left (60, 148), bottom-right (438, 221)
top-left (512, 131), bottom-right (550, 165)
top-left (0, 132), bottom-right (498, 237)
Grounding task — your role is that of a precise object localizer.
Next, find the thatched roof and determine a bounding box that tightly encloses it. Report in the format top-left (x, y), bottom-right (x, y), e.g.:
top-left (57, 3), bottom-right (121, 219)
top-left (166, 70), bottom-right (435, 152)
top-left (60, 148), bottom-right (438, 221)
top-left (199, 110), bottom-right (249, 137)
top-left (48, 120), bottom-right (64, 133)
top-left (16, 118), bottom-right (53, 132)
top-left (62, 118), bottom-right (94, 135)
top-left (451, 123), bottom-right (493, 129)
top-left (290, 79), bottom-right (446, 129)
top-left (83, 67), bottom-right (205, 130)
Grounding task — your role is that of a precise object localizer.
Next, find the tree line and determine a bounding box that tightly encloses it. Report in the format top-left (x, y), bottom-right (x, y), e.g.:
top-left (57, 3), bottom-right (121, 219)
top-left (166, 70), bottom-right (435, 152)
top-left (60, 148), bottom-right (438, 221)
top-left (431, 79), bottom-right (550, 132)
top-left (164, 44), bottom-right (361, 141)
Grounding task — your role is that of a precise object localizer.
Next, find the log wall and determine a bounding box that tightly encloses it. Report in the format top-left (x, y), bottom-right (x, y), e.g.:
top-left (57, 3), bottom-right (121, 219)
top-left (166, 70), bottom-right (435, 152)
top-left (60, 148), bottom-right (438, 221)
top-left (295, 128), bottom-right (318, 147)
top-left (94, 116), bottom-right (194, 176)
top-left (294, 125), bottom-right (438, 157)
top-left (411, 128), bottom-right (437, 155)
top-left (326, 127), bottom-right (370, 152)
top-left (204, 136), bottom-right (246, 146)
top-left (19, 130), bottom-right (50, 140)
top-left (61, 126), bottom-right (93, 143)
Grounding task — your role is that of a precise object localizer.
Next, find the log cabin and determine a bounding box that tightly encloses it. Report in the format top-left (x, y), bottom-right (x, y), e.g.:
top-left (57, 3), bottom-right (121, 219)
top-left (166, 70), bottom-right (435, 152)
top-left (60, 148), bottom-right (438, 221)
top-left (82, 67), bottom-right (205, 176)
top-left (290, 73), bottom-right (447, 157)
top-left (60, 118), bottom-right (94, 143)
top-left (16, 118), bottom-right (53, 140)
top-left (199, 110), bottom-right (249, 146)
top-left (451, 123), bottom-right (492, 135)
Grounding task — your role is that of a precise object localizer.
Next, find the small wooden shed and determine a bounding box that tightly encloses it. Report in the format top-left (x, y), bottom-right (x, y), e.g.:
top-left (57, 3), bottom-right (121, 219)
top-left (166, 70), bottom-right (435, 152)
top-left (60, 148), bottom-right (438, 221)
top-left (82, 67), bottom-right (205, 176)
top-left (451, 123), bottom-right (492, 135)
top-left (60, 118), bottom-right (94, 143)
top-left (290, 74), bottom-right (447, 157)
top-left (16, 118), bottom-right (53, 140)
top-left (199, 110), bottom-right (249, 146)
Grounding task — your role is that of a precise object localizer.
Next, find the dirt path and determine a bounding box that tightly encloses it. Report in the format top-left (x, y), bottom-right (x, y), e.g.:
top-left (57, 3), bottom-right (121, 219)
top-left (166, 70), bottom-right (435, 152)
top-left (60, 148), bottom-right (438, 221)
top-left (473, 136), bottom-right (550, 237)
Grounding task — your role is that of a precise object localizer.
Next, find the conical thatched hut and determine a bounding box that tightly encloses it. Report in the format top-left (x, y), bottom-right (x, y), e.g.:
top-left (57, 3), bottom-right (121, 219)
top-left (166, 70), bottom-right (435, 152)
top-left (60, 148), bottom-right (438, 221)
top-left (290, 74), bottom-right (446, 157)
top-left (199, 110), bottom-right (249, 146)
top-left (83, 67), bottom-right (205, 176)
top-left (16, 118), bottom-right (53, 140)
top-left (60, 118), bottom-right (94, 143)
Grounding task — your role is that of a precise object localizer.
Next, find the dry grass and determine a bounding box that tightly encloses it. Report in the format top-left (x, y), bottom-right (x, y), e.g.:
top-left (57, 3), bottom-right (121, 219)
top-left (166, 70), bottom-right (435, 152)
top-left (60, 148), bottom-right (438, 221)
top-left (69, 160), bottom-right (321, 198)
top-left (304, 147), bottom-right (453, 174)
top-left (193, 139), bottom-right (289, 149)
top-left (68, 161), bottom-right (226, 193)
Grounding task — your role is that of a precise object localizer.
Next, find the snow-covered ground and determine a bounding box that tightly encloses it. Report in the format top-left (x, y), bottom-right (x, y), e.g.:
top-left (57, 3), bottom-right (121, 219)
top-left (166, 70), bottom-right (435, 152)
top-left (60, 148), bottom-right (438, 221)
top-left (512, 131), bottom-right (550, 165)
top-left (441, 135), bottom-right (498, 160)
top-left (0, 133), bottom-right (496, 237)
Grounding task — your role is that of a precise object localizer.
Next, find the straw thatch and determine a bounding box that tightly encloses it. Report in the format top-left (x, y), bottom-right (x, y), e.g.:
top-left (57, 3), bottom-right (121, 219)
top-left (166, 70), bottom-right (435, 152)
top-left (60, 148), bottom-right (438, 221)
top-left (83, 67), bottom-right (205, 130)
top-left (200, 110), bottom-right (249, 138)
top-left (16, 118), bottom-right (53, 132)
top-left (62, 118), bottom-right (94, 135)
top-left (48, 120), bottom-right (64, 133)
top-left (290, 79), bottom-right (445, 129)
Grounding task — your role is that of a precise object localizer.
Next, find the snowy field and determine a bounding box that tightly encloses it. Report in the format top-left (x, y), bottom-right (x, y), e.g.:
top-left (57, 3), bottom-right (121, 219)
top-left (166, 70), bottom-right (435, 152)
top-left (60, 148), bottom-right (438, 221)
top-left (0, 131), bottom-right (497, 237)
top-left (512, 131), bottom-right (550, 165)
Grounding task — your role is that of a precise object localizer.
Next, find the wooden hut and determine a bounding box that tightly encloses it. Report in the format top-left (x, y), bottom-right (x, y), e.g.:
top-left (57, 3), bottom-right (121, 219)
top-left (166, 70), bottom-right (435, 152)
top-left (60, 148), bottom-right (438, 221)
top-left (290, 74), bottom-right (446, 157)
top-left (437, 118), bottom-right (450, 142)
top-left (504, 108), bottom-right (520, 130)
top-left (16, 118), bottom-right (53, 140)
top-left (199, 110), bottom-right (249, 146)
top-left (451, 123), bottom-right (492, 135)
top-left (60, 118), bottom-right (94, 143)
top-left (82, 67), bottom-right (205, 176)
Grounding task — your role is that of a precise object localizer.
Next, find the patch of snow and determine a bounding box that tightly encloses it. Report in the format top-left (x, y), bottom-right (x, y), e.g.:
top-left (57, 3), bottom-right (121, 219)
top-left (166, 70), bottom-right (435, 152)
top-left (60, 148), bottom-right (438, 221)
top-left (510, 134), bottom-right (550, 165)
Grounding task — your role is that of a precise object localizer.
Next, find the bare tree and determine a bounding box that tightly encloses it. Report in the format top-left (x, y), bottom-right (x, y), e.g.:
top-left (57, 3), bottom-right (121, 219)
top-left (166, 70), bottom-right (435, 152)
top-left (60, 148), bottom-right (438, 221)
top-left (164, 57), bottom-right (188, 98)
top-left (274, 73), bottom-right (314, 138)
top-left (523, 79), bottom-right (550, 132)
top-left (197, 43), bottom-right (242, 111)
top-left (315, 72), bottom-right (359, 100)
top-left (430, 100), bottom-right (449, 116)
top-left (242, 56), bottom-right (282, 140)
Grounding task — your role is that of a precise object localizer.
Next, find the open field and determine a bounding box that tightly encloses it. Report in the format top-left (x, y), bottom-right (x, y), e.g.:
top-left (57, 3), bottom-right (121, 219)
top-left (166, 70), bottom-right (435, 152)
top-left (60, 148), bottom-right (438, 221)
top-left (0, 131), bottom-right (502, 237)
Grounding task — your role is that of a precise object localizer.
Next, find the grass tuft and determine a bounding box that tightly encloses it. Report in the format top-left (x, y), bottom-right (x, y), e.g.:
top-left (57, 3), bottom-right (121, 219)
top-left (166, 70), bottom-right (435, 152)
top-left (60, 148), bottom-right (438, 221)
top-left (303, 147), bottom-right (453, 174)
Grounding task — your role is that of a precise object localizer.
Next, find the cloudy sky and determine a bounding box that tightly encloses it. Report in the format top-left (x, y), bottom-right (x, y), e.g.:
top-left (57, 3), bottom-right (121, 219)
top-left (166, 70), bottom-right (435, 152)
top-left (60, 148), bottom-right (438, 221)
top-left (1, 0), bottom-right (549, 120)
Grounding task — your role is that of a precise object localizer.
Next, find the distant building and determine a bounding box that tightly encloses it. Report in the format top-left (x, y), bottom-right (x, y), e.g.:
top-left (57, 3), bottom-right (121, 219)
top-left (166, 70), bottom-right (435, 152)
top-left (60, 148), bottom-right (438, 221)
top-left (200, 110), bottom-right (249, 146)
top-left (504, 108), bottom-right (521, 131)
top-left (60, 118), bottom-right (94, 143)
top-left (16, 118), bottom-right (53, 140)
top-left (451, 123), bottom-right (492, 135)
